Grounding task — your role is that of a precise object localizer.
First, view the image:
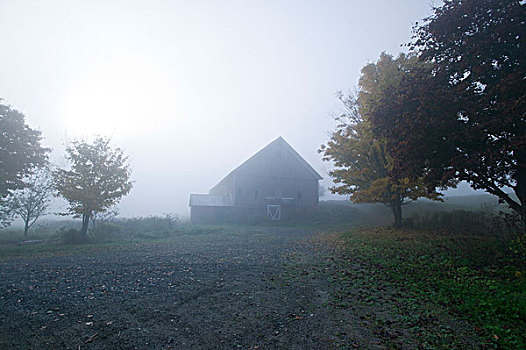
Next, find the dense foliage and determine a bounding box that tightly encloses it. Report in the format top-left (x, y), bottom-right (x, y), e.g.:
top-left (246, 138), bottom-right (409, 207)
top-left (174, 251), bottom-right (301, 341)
top-left (367, 0), bottom-right (525, 221)
top-left (320, 59), bottom-right (443, 227)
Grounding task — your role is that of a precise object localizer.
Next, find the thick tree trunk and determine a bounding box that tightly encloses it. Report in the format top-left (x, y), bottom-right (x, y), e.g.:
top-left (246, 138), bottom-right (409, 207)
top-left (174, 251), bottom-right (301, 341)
top-left (390, 200), bottom-right (403, 228)
top-left (515, 152), bottom-right (526, 227)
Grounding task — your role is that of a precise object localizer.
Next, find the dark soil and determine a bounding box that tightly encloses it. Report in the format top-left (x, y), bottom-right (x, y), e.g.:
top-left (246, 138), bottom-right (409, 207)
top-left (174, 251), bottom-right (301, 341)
top-left (0, 227), bottom-right (477, 349)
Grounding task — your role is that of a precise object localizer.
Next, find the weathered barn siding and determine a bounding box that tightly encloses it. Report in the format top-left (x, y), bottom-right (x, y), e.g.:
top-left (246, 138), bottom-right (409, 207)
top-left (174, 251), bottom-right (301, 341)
top-left (190, 137), bottom-right (322, 223)
top-left (189, 206), bottom-right (234, 223)
top-left (232, 175), bottom-right (318, 207)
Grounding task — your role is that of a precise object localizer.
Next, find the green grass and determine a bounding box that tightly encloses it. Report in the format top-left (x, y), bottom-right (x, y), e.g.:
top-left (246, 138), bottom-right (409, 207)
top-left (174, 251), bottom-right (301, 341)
top-left (338, 227), bottom-right (525, 349)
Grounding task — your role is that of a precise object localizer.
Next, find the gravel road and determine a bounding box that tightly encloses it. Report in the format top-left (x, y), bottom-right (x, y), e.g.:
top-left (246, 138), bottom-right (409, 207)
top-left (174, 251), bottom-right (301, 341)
top-left (0, 227), bottom-right (386, 349)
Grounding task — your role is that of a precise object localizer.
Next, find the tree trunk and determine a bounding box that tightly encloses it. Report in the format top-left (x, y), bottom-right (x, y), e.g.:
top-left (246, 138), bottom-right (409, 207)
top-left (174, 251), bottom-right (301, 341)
top-left (515, 152), bottom-right (526, 228)
top-left (24, 210), bottom-right (30, 237)
top-left (390, 200), bottom-right (403, 228)
top-left (81, 211), bottom-right (90, 238)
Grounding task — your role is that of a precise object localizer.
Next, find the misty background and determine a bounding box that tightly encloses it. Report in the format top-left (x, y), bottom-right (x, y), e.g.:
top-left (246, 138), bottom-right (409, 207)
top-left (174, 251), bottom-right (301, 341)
top-left (1, 0), bottom-right (480, 218)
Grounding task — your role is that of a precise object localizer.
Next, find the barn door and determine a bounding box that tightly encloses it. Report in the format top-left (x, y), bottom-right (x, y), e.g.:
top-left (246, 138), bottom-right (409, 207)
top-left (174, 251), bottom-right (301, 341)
top-left (267, 205), bottom-right (281, 221)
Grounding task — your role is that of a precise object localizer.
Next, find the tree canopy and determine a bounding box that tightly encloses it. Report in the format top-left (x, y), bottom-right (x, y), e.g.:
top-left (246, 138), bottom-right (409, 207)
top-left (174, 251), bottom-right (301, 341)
top-left (0, 101), bottom-right (49, 227)
top-left (417, 0), bottom-right (526, 220)
top-left (367, 0), bottom-right (525, 222)
top-left (320, 91), bottom-right (442, 227)
top-left (0, 101), bottom-right (48, 200)
top-left (358, 53), bottom-right (459, 188)
top-left (55, 137), bottom-right (133, 237)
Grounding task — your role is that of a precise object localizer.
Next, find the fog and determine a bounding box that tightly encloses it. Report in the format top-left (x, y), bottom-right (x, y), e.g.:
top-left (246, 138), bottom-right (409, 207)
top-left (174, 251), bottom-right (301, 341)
top-left (1, 0), bottom-right (455, 218)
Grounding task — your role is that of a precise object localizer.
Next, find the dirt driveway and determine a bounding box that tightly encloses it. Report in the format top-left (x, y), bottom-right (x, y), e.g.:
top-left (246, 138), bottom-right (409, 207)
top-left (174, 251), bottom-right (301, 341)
top-left (0, 227), bottom-right (392, 349)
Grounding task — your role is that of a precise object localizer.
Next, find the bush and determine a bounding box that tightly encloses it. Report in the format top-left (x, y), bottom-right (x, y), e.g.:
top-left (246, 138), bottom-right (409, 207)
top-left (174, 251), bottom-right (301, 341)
top-left (73, 213), bottom-right (185, 241)
top-left (61, 228), bottom-right (86, 244)
top-left (91, 222), bottom-right (123, 239)
top-left (114, 213), bottom-right (180, 236)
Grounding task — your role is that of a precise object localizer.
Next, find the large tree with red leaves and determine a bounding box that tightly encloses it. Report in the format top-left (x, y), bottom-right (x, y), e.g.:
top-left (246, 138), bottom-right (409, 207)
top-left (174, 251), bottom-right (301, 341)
top-left (368, 0), bottom-right (526, 222)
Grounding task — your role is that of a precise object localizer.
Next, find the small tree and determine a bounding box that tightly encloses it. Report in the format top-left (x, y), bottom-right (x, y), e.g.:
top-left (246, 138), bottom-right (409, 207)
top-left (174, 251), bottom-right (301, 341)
top-left (9, 167), bottom-right (55, 236)
top-left (55, 137), bottom-right (133, 238)
top-left (320, 92), bottom-right (442, 227)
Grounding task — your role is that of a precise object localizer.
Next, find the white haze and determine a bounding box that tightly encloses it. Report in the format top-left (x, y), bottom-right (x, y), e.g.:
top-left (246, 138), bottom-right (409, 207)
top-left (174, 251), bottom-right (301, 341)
top-left (1, 0), bottom-right (479, 219)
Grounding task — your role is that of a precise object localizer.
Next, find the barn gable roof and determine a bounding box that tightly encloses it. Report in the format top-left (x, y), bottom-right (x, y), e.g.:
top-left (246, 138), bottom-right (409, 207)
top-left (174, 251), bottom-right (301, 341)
top-left (210, 136), bottom-right (322, 193)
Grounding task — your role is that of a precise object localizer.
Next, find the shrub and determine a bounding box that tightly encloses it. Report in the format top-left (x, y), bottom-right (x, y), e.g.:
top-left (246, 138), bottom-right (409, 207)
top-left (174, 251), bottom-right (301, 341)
top-left (91, 222), bottom-right (123, 240)
top-left (61, 228), bottom-right (86, 244)
top-left (112, 213), bottom-right (181, 239)
top-left (404, 209), bottom-right (496, 234)
top-left (497, 211), bottom-right (526, 271)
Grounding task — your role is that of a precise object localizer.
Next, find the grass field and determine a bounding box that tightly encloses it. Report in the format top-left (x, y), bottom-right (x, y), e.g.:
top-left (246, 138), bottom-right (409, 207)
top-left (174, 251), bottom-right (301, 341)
top-left (332, 227), bottom-right (525, 349)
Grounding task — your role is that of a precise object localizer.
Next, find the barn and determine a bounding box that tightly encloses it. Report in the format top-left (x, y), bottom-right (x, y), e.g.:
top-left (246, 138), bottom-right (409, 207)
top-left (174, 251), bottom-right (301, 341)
top-left (189, 136), bottom-right (322, 223)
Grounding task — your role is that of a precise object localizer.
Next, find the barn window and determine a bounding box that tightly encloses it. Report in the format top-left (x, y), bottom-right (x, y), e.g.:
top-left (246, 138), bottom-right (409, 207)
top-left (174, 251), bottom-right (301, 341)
top-left (276, 149), bottom-right (282, 159)
top-left (254, 188), bottom-right (260, 198)
top-left (275, 188), bottom-right (282, 198)
top-left (237, 188), bottom-right (243, 198)
top-left (297, 191), bottom-right (302, 199)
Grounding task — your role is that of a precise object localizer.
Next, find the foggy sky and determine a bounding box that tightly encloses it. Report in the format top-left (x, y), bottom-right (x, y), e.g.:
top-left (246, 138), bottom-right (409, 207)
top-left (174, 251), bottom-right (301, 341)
top-left (1, 1), bottom-right (456, 218)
